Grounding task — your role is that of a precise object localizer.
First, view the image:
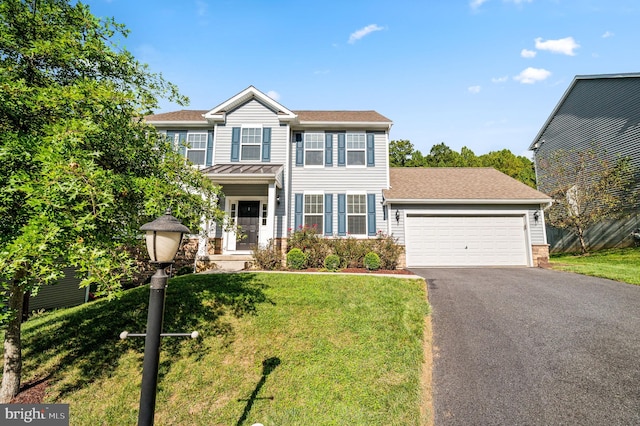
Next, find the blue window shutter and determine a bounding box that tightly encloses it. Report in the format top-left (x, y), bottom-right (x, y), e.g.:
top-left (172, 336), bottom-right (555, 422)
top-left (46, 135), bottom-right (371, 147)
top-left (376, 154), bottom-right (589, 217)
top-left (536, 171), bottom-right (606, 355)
top-left (324, 194), bottom-right (333, 236)
top-left (295, 133), bottom-right (304, 166)
top-left (325, 133), bottom-right (333, 167)
top-left (231, 127), bottom-right (240, 162)
top-left (262, 127), bottom-right (271, 162)
top-left (366, 133), bottom-right (375, 167)
top-left (295, 193), bottom-right (303, 230)
top-left (367, 194), bottom-right (376, 236)
top-left (177, 131), bottom-right (187, 157)
top-left (206, 130), bottom-right (214, 166)
top-left (337, 133), bottom-right (346, 166)
top-left (337, 194), bottom-right (346, 236)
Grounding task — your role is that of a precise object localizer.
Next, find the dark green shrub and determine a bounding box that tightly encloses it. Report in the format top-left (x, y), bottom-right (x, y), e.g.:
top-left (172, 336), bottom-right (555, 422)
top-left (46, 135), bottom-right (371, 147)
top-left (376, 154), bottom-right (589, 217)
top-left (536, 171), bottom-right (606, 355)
top-left (364, 252), bottom-right (381, 271)
top-left (175, 265), bottom-right (193, 276)
top-left (324, 254), bottom-right (341, 271)
top-left (286, 248), bottom-right (308, 270)
top-left (328, 236), bottom-right (369, 268)
top-left (252, 240), bottom-right (283, 270)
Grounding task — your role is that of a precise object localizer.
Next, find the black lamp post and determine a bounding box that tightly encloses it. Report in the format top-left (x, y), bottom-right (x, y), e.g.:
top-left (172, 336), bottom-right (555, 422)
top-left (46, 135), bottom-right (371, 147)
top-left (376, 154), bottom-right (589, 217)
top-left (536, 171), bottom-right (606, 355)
top-left (137, 209), bottom-right (190, 426)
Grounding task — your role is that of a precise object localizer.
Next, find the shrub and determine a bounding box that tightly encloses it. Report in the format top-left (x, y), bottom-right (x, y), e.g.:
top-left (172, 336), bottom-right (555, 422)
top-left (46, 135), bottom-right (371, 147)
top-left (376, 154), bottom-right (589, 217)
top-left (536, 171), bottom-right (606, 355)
top-left (253, 240), bottom-right (283, 270)
top-left (286, 248), bottom-right (308, 270)
top-left (328, 236), bottom-right (369, 268)
top-left (371, 231), bottom-right (402, 270)
top-left (364, 252), bottom-right (381, 271)
top-left (324, 254), bottom-right (341, 271)
top-left (288, 226), bottom-right (330, 268)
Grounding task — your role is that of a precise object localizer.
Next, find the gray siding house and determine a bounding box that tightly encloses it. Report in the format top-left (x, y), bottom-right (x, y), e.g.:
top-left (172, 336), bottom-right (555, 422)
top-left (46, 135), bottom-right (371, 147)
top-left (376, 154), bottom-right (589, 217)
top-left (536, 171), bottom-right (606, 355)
top-left (147, 86), bottom-right (551, 267)
top-left (529, 73), bottom-right (640, 252)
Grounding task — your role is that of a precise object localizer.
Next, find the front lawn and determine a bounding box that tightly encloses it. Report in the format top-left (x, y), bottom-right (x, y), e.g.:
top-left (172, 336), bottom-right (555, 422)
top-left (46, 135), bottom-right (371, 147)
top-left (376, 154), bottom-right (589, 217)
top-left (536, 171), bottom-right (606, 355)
top-left (16, 272), bottom-right (431, 425)
top-left (550, 247), bottom-right (640, 285)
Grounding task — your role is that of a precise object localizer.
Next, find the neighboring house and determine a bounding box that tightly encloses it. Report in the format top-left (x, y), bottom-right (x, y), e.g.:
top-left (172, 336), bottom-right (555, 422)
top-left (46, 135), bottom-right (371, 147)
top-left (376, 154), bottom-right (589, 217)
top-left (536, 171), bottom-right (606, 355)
top-left (147, 86), bottom-right (551, 267)
top-left (529, 73), bottom-right (640, 252)
top-left (27, 267), bottom-right (88, 313)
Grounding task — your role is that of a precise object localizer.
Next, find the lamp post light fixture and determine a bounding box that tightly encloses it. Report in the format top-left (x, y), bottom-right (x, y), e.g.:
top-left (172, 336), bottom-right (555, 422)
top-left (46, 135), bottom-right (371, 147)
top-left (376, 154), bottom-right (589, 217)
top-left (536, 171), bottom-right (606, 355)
top-left (137, 209), bottom-right (191, 426)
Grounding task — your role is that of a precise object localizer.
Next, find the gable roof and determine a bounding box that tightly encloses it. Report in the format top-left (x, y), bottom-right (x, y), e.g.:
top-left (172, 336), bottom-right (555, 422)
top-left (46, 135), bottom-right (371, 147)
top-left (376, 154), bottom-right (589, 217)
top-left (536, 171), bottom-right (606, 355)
top-left (529, 73), bottom-right (640, 151)
top-left (145, 110), bottom-right (208, 124)
top-left (204, 86), bottom-right (297, 123)
top-left (384, 168), bottom-right (551, 204)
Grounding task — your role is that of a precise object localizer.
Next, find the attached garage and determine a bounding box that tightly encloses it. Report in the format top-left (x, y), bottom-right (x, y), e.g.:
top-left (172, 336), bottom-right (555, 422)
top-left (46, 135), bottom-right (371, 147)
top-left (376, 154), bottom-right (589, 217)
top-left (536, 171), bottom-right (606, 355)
top-left (405, 214), bottom-right (529, 267)
top-left (384, 168), bottom-right (552, 268)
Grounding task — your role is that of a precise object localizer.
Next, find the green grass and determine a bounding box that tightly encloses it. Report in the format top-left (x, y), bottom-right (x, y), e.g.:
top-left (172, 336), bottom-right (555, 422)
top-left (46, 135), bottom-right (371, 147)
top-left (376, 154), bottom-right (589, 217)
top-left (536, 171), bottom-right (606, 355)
top-left (550, 246), bottom-right (640, 285)
top-left (18, 272), bottom-right (430, 425)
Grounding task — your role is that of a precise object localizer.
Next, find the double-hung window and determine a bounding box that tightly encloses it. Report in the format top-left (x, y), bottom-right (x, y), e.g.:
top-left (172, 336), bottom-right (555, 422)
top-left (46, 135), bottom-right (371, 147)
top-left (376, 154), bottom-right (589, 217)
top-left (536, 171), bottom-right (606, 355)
top-left (304, 133), bottom-right (324, 166)
top-left (241, 127), bottom-right (262, 161)
top-left (347, 194), bottom-right (367, 235)
top-left (185, 133), bottom-right (207, 166)
top-left (304, 194), bottom-right (323, 233)
top-left (346, 133), bottom-right (366, 166)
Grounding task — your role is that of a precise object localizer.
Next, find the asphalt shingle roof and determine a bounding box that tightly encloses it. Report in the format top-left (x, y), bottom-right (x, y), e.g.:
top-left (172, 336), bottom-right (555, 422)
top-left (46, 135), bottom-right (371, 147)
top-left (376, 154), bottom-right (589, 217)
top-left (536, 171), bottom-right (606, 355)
top-left (145, 109), bottom-right (391, 123)
top-left (385, 168), bottom-right (551, 201)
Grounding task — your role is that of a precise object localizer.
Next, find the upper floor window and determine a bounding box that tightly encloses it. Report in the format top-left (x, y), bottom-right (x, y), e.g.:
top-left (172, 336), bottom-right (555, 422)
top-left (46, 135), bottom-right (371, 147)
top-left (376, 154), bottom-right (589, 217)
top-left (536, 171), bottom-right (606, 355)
top-left (186, 133), bottom-right (207, 165)
top-left (241, 127), bottom-right (262, 160)
top-left (346, 133), bottom-right (366, 166)
top-left (347, 194), bottom-right (367, 235)
top-left (304, 194), bottom-right (323, 234)
top-left (305, 133), bottom-right (324, 166)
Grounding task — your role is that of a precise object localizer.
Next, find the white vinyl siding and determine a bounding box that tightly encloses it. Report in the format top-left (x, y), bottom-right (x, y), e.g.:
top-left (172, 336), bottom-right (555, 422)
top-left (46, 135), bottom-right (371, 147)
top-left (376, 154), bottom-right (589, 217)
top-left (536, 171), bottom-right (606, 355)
top-left (304, 194), bottom-right (323, 233)
top-left (305, 133), bottom-right (324, 166)
top-left (347, 194), bottom-right (367, 235)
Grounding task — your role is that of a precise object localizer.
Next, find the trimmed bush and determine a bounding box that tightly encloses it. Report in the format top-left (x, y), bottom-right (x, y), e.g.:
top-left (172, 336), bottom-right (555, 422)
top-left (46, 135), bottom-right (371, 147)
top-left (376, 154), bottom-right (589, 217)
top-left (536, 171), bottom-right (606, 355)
top-left (286, 248), bottom-right (308, 270)
top-left (364, 252), bottom-right (381, 271)
top-left (324, 254), bottom-right (341, 271)
top-left (287, 225), bottom-right (330, 268)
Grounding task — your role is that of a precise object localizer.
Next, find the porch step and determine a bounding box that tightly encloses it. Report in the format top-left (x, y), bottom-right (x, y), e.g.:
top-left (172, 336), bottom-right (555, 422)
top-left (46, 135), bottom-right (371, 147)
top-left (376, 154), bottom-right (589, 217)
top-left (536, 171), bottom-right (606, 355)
top-left (196, 255), bottom-right (254, 273)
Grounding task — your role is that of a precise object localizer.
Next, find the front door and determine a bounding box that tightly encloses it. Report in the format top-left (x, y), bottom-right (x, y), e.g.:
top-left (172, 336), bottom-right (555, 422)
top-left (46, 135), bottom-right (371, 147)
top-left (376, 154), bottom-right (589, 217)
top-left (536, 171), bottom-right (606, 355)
top-left (236, 201), bottom-right (260, 250)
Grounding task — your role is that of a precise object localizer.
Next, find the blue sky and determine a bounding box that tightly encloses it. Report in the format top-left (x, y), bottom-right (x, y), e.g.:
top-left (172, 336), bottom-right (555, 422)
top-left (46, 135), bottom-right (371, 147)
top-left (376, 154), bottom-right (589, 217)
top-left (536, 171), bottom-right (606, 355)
top-left (85, 0), bottom-right (640, 158)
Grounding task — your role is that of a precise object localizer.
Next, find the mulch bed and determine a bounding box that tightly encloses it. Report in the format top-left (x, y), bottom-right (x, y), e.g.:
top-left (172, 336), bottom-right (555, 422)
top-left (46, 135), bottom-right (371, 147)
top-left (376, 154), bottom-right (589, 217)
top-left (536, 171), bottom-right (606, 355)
top-left (299, 268), bottom-right (416, 275)
top-left (10, 378), bottom-right (49, 404)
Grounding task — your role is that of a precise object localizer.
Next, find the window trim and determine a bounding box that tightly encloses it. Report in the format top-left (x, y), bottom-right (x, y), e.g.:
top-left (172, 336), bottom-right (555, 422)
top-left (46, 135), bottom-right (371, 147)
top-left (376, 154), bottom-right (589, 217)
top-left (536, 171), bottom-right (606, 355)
top-left (303, 192), bottom-right (324, 234)
top-left (346, 133), bottom-right (367, 167)
top-left (346, 193), bottom-right (367, 236)
top-left (185, 132), bottom-right (208, 166)
top-left (240, 125), bottom-right (263, 161)
top-left (303, 132), bottom-right (325, 167)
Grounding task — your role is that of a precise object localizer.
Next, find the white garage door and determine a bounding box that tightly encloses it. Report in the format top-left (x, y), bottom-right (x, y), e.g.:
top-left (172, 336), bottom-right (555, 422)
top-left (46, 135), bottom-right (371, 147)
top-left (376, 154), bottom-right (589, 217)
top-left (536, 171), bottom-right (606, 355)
top-left (405, 215), bottom-right (529, 267)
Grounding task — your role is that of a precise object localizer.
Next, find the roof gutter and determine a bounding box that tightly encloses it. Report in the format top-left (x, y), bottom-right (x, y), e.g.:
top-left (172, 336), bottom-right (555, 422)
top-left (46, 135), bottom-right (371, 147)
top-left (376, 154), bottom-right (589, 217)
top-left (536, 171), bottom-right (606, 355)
top-left (383, 198), bottom-right (553, 207)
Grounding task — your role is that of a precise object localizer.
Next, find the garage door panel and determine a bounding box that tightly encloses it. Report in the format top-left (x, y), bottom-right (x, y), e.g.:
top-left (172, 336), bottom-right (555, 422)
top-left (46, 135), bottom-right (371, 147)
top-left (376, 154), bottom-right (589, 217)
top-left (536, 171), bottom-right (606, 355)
top-left (406, 215), bottom-right (528, 267)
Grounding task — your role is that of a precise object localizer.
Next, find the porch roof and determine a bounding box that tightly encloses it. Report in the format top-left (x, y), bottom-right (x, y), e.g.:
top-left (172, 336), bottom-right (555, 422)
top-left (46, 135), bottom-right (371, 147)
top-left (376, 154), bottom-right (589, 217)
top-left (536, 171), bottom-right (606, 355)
top-left (201, 163), bottom-right (283, 187)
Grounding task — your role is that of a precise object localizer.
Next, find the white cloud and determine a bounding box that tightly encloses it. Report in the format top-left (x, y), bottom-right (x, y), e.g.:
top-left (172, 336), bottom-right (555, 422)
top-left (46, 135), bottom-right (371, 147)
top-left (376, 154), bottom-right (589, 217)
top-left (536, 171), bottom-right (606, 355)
top-left (266, 91), bottom-right (281, 101)
top-left (470, 0), bottom-right (489, 10)
top-left (348, 24), bottom-right (384, 44)
top-left (492, 75), bottom-right (509, 83)
top-left (468, 85), bottom-right (482, 94)
top-left (534, 36), bottom-right (580, 56)
top-left (602, 31), bottom-right (614, 38)
top-left (514, 67), bottom-right (551, 84)
top-left (521, 48), bottom-right (537, 58)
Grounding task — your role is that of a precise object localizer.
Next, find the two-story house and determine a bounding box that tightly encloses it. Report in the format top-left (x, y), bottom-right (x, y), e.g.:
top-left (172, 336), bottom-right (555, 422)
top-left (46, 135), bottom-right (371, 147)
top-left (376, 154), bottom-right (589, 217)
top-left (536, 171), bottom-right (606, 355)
top-left (529, 73), bottom-right (640, 252)
top-left (147, 86), bottom-right (551, 268)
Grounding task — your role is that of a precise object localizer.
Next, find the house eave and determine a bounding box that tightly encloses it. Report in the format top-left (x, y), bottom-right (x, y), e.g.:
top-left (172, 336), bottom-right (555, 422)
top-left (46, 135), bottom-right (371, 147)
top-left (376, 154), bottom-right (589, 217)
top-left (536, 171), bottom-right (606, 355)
top-left (146, 120), bottom-right (209, 128)
top-left (383, 198), bottom-right (552, 206)
top-left (293, 121), bottom-right (392, 130)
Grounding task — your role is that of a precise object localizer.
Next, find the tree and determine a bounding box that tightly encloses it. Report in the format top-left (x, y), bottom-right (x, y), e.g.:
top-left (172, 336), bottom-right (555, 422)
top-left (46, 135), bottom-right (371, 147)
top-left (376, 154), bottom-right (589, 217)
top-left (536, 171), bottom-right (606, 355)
top-left (0, 0), bottom-right (222, 402)
top-left (479, 149), bottom-right (536, 188)
top-left (426, 142), bottom-right (461, 167)
top-left (389, 140), bottom-right (416, 167)
top-left (537, 146), bottom-right (637, 253)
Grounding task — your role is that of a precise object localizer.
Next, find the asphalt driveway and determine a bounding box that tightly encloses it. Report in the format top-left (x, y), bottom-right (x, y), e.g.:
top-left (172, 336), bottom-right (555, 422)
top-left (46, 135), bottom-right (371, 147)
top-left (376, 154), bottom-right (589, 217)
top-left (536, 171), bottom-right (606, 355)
top-left (411, 267), bottom-right (640, 426)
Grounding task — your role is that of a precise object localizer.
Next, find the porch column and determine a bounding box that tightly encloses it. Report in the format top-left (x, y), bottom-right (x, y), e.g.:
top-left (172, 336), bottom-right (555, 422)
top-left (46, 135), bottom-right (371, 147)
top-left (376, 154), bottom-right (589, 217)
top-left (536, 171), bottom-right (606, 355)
top-left (266, 183), bottom-right (276, 244)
